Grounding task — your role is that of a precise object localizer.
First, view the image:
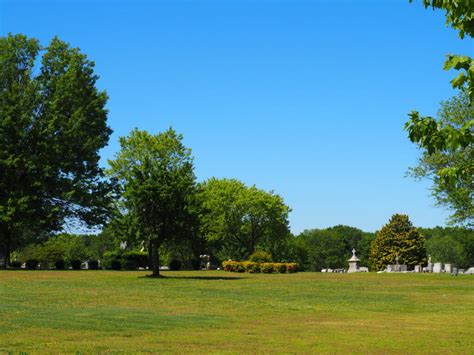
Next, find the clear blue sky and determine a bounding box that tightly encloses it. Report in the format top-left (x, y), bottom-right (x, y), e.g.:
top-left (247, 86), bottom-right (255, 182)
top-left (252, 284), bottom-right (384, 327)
top-left (1, 0), bottom-right (472, 233)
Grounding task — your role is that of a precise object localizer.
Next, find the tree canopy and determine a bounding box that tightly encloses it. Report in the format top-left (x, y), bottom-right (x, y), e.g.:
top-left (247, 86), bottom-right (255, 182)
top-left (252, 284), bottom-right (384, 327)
top-left (0, 34), bottom-right (112, 267)
top-left (107, 128), bottom-right (197, 277)
top-left (408, 92), bottom-right (473, 226)
top-left (369, 214), bottom-right (427, 271)
top-left (199, 178), bottom-right (291, 261)
top-left (405, 1), bottom-right (473, 213)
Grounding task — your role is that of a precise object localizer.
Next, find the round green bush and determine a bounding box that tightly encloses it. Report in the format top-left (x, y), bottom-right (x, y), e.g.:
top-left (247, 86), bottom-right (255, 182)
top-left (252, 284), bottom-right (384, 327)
top-left (88, 260), bottom-right (100, 270)
top-left (110, 259), bottom-right (122, 270)
top-left (25, 259), bottom-right (39, 270)
top-left (70, 260), bottom-right (82, 270)
top-left (248, 251), bottom-right (273, 263)
top-left (169, 259), bottom-right (182, 271)
top-left (55, 259), bottom-right (66, 270)
top-left (123, 259), bottom-right (138, 270)
top-left (9, 261), bottom-right (22, 269)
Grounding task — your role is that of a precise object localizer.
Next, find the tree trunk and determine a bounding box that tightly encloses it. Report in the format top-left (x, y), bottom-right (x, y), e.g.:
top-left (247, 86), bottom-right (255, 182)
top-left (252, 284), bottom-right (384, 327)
top-left (148, 240), bottom-right (153, 270)
top-left (151, 240), bottom-right (160, 277)
top-left (2, 227), bottom-right (10, 269)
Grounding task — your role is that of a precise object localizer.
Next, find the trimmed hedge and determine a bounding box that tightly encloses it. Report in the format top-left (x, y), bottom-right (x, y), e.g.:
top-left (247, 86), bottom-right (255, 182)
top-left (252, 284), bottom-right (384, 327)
top-left (223, 261), bottom-right (298, 274)
top-left (9, 261), bottom-right (22, 269)
top-left (70, 259), bottom-right (82, 270)
top-left (25, 259), bottom-right (39, 270)
top-left (88, 260), bottom-right (100, 270)
top-left (55, 259), bottom-right (66, 270)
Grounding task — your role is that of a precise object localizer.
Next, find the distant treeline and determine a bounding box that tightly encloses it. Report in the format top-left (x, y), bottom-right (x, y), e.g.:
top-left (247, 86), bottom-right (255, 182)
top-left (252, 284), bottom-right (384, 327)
top-left (12, 225), bottom-right (474, 271)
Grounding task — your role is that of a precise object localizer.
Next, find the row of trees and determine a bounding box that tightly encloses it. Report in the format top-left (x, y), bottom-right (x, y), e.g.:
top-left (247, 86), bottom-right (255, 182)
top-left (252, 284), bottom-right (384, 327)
top-left (106, 129), bottom-right (292, 276)
top-left (14, 215), bottom-right (474, 271)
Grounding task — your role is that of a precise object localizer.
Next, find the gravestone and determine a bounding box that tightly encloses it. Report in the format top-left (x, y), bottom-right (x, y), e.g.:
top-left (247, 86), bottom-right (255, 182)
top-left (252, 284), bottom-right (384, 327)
top-left (414, 265), bottom-right (422, 273)
top-left (433, 262), bottom-right (443, 273)
top-left (444, 264), bottom-right (452, 274)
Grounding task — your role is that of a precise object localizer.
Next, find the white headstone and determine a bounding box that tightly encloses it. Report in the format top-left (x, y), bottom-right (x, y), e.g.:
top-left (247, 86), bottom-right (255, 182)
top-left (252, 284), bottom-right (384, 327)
top-left (433, 262), bottom-right (443, 273)
top-left (444, 264), bottom-right (452, 273)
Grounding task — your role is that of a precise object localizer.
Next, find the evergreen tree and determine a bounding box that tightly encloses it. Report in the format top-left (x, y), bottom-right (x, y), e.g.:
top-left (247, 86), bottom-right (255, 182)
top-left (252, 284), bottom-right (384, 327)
top-left (369, 214), bottom-right (427, 271)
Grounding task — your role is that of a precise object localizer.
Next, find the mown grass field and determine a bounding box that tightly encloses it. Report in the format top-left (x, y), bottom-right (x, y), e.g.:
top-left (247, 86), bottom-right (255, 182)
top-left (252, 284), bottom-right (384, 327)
top-left (0, 270), bottom-right (473, 353)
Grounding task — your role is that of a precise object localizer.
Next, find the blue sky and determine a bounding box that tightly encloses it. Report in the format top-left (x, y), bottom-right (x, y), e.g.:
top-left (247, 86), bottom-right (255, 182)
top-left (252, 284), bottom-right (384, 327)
top-left (1, 0), bottom-right (472, 233)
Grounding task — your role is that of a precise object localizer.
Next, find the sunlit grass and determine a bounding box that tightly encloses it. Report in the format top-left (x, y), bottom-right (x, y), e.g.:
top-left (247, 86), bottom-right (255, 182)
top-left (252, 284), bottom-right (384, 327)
top-left (1, 270), bottom-right (473, 353)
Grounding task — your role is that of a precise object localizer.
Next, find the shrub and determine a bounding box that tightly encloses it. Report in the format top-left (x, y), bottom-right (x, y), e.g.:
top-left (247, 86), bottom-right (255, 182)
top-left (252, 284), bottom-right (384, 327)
top-left (102, 251), bottom-right (122, 270)
top-left (169, 259), bottom-right (182, 271)
top-left (274, 263), bottom-right (287, 273)
top-left (287, 263), bottom-right (299, 273)
top-left (191, 259), bottom-right (201, 270)
top-left (222, 260), bottom-right (235, 272)
top-left (223, 261), bottom-right (299, 274)
top-left (70, 259), bottom-right (82, 270)
top-left (55, 259), bottom-right (66, 270)
top-left (243, 261), bottom-right (260, 273)
top-left (123, 259), bottom-right (138, 270)
top-left (25, 259), bottom-right (39, 270)
top-left (9, 261), bottom-right (22, 269)
top-left (248, 251), bottom-right (273, 263)
top-left (88, 260), bottom-right (100, 270)
top-left (110, 259), bottom-right (122, 270)
top-left (260, 263), bottom-right (275, 273)
top-left (123, 251), bottom-right (148, 268)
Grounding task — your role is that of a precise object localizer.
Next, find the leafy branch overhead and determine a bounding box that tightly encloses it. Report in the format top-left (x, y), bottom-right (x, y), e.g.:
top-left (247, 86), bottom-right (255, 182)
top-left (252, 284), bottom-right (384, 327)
top-left (406, 1), bottom-right (474, 225)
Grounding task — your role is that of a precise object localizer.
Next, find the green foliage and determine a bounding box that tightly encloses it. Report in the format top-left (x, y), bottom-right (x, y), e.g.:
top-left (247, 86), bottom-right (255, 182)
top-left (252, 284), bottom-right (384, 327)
top-left (9, 260), bottom-right (21, 269)
top-left (242, 261), bottom-right (260, 273)
top-left (222, 260), bottom-right (298, 274)
top-left (411, 0), bottom-right (474, 39)
top-left (0, 34), bottom-right (113, 265)
top-left (248, 251), bottom-right (273, 263)
top-left (294, 225), bottom-right (375, 271)
top-left (107, 128), bottom-right (197, 277)
top-left (408, 93), bottom-right (473, 226)
top-left (25, 259), bottom-right (38, 270)
top-left (55, 259), bottom-right (66, 270)
top-left (420, 226), bottom-right (474, 268)
top-left (102, 251), bottom-right (123, 270)
top-left (406, 2), bottom-right (473, 208)
top-left (70, 260), bottom-right (82, 270)
top-left (88, 260), bottom-right (100, 270)
top-left (169, 259), bottom-right (182, 271)
top-left (369, 214), bottom-right (427, 271)
top-left (199, 178), bottom-right (291, 261)
top-left (17, 234), bottom-right (93, 268)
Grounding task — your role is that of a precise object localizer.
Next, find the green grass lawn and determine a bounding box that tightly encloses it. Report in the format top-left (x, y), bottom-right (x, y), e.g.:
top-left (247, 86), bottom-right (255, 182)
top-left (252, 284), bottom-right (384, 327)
top-left (0, 270), bottom-right (473, 353)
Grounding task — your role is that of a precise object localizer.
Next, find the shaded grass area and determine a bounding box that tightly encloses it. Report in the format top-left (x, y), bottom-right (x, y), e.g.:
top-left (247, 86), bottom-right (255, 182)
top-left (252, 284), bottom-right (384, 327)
top-left (0, 271), bottom-right (473, 353)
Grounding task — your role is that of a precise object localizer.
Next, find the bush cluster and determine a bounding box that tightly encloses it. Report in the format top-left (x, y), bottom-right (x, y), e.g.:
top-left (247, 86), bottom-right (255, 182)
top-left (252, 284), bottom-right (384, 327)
top-left (222, 261), bottom-right (298, 273)
top-left (102, 251), bottom-right (149, 270)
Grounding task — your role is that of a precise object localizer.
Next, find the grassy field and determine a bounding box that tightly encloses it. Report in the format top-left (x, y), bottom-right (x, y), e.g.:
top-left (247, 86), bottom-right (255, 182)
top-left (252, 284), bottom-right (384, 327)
top-left (0, 270), bottom-right (473, 353)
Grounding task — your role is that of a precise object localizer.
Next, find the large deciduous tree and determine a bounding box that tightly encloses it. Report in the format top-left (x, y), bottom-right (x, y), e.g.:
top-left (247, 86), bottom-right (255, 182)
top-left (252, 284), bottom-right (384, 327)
top-left (199, 178), bottom-right (291, 260)
top-left (369, 214), bottom-right (427, 271)
top-left (0, 34), bottom-right (112, 267)
top-left (405, 1), bottom-right (473, 218)
top-left (408, 92), bottom-right (473, 226)
top-left (108, 128), bottom-right (197, 277)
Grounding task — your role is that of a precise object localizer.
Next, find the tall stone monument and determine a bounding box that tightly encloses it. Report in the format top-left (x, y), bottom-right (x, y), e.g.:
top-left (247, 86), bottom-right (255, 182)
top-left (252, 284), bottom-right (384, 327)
top-left (348, 248), bottom-right (360, 273)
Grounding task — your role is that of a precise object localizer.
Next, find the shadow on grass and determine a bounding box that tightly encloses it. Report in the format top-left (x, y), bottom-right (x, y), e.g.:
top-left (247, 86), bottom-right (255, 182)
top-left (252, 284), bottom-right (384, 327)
top-left (139, 274), bottom-right (245, 281)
